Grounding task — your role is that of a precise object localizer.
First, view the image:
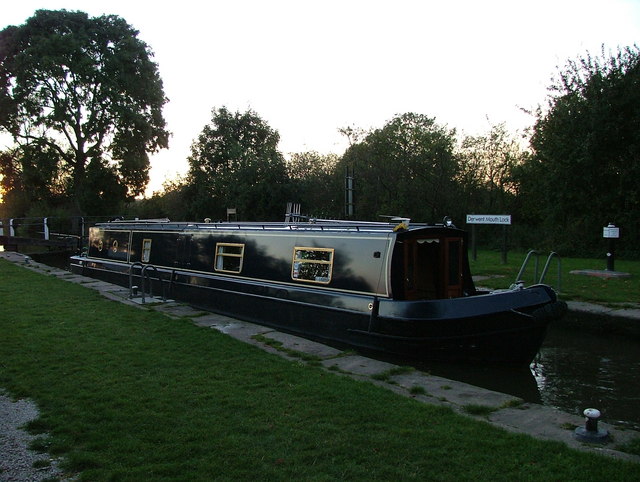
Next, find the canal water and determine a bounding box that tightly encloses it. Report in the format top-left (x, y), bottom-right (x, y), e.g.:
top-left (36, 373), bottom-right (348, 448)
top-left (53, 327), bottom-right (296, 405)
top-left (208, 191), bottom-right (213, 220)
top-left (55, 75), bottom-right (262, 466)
top-left (534, 324), bottom-right (640, 430)
top-left (26, 251), bottom-right (640, 431)
top-left (410, 323), bottom-right (640, 431)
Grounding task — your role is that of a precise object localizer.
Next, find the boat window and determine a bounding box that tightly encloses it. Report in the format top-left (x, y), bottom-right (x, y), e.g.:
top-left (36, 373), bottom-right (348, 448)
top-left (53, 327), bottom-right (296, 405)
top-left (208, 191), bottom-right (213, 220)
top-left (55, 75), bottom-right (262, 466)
top-left (292, 247), bottom-right (334, 284)
top-left (100, 231), bottom-right (131, 262)
top-left (141, 238), bottom-right (152, 263)
top-left (214, 243), bottom-right (245, 273)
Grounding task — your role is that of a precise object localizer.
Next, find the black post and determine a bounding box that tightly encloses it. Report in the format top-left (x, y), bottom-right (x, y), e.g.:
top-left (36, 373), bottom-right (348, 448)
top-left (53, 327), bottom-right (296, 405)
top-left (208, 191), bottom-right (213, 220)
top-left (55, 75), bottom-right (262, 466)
top-left (603, 223), bottom-right (618, 271)
top-left (606, 238), bottom-right (615, 271)
top-left (501, 225), bottom-right (508, 264)
top-left (471, 224), bottom-right (477, 261)
top-left (345, 166), bottom-right (354, 218)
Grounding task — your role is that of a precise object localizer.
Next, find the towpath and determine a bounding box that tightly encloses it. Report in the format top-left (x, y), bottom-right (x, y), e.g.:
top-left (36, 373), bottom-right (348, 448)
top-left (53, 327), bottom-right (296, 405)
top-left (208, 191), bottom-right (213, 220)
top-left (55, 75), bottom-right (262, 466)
top-left (1, 250), bottom-right (639, 474)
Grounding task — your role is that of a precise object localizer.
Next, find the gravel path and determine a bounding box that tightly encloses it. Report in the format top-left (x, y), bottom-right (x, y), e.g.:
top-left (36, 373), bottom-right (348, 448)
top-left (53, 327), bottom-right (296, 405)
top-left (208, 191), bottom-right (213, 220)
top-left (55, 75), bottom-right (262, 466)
top-left (0, 391), bottom-right (65, 481)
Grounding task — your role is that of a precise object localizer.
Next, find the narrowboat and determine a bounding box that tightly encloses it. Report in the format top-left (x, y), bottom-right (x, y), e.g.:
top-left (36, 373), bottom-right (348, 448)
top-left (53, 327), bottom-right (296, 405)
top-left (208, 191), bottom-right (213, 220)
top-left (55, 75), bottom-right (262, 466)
top-left (69, 218), bottom-right (566, 364)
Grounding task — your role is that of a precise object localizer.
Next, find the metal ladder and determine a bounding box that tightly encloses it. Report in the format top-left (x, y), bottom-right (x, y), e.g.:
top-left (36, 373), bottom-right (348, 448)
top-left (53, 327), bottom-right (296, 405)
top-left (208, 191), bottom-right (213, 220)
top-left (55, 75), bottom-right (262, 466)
top-left (515, 250), bottom-right (562, 292)
top-left (129, 263), bottom-right (167, 303)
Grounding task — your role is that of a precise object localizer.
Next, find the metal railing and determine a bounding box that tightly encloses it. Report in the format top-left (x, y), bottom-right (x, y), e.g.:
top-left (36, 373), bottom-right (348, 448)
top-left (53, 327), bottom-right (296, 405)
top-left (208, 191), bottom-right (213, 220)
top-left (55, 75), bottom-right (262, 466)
top-left (515, 250), bottom-right (562, 292)
top-left (0, 215), bottom-right (124, 248)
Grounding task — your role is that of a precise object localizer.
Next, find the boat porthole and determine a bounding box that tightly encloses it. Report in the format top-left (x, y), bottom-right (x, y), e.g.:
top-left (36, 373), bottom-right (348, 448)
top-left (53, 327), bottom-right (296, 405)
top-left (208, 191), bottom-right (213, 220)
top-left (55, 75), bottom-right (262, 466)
top-left (368, 303), bottom-right (374, 311)
top-left (112, 240), bottom-right (119, 252)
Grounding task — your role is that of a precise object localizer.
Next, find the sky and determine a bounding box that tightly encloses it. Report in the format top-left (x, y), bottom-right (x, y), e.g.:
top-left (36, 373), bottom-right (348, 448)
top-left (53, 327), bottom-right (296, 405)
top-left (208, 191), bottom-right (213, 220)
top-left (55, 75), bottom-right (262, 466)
top-left (2, 0), bottom-right (640, 195)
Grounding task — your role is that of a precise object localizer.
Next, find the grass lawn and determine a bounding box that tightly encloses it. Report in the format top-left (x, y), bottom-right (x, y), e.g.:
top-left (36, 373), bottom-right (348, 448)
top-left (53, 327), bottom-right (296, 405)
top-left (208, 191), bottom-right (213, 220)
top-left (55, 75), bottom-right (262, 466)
top-left (1, 259), bottom-right (639, 480)
top-left (469, 249), bottom-right (639, 305)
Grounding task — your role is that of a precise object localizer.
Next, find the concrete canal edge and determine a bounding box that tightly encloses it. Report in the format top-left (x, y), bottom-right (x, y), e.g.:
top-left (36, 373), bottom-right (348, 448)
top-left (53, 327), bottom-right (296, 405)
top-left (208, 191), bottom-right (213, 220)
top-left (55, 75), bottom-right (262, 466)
top-left (2, 251), bottom-right (639, 464)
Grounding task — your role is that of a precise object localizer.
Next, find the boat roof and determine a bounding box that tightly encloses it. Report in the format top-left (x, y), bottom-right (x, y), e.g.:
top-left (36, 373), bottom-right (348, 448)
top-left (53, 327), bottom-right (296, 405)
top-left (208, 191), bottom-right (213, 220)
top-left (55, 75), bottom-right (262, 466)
top-left (96, 218), bottom-right (462, 235)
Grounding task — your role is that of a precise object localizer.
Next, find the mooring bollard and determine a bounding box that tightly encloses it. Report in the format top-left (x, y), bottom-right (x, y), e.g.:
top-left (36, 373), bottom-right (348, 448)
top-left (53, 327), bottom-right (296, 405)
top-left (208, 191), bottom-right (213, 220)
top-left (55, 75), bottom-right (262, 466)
top-left (574, 408), bottom-right (609, 443)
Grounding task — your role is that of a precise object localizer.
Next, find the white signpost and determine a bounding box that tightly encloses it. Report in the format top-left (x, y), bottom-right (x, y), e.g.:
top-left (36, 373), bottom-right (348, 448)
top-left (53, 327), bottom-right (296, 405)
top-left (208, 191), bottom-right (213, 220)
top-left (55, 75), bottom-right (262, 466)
top-left (603, 224), bottom-right (620, 239)
top-left (466, 214), bottom-right (512, 225)
top-left (466, 214), bottom-right (512, 262)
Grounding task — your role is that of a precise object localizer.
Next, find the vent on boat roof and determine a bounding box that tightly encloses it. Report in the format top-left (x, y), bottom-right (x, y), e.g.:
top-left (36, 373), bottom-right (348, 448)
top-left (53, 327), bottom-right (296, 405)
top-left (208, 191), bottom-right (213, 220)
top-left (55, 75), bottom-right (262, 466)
top-left (285, 202), bottom-right (303, 223)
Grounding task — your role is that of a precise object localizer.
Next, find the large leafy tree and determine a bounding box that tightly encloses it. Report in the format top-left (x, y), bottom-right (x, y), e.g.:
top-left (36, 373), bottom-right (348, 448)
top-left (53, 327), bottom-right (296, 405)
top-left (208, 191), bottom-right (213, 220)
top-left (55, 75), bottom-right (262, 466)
top-left (458, 123), bottom-right (526, 214)
top-left (521, 46), bottom-right (640, 254)
top-left (185, 107), bottom-right (288, 221)
top-left (0, 9), bottom-right (169, 215)
top-left (339, 113), bottom-right (460, 222)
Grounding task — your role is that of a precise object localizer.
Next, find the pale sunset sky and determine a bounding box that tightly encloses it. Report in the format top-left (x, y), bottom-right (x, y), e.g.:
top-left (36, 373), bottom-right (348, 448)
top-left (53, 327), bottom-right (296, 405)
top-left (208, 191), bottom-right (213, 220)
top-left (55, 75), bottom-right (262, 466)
top-left (2, 1), bottom-right (639, 194)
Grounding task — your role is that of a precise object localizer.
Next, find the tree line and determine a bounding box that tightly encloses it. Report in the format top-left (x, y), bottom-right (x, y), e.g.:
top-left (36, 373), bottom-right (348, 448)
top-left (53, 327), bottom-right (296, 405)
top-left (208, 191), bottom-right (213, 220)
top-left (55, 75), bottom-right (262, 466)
top-left (1, 10), bottom-right (638, 258)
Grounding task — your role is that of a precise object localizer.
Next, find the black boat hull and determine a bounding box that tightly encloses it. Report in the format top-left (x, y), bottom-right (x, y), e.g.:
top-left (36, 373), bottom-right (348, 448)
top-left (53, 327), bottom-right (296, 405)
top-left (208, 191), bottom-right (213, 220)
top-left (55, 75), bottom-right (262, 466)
top-left (70, 257), bottom-right (564, 364)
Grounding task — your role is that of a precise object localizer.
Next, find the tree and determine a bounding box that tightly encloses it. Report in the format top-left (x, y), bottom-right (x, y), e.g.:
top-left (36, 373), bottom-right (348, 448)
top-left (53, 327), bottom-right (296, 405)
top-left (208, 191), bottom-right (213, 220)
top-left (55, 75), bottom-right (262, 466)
top-left (286, 151), bottom-right (341, 218)
top-left (126, 175), bottom-right (188, 221)
top-left (523, 46), bottom-right (640, 255)
top-left (0, 9), bottom-right (169, 215)
top-left (456, 124), bottom-right (530, 249)
top-left (185, 107), bottom-right (288, 221)
top-left (338, 113), bottom-right (460, 222)
top-left (458, 123), bottom-right (526, 213)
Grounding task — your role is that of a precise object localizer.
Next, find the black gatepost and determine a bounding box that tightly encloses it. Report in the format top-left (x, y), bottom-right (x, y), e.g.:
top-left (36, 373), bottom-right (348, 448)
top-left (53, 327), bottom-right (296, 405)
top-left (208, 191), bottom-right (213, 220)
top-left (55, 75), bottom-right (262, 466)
top-left (603, 223), bottom-right (620, 271)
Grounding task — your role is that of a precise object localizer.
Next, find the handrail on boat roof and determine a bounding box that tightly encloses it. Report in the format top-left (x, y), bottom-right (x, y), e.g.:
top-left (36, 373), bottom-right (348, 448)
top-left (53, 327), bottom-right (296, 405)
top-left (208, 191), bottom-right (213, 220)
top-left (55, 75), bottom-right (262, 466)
top-left (95, 218), bottom-right (446, 233)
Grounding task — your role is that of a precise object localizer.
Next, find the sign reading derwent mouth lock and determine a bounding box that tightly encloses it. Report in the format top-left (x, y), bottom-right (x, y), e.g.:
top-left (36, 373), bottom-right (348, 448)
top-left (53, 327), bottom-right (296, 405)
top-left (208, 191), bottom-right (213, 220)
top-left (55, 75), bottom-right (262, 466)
top-left (466, 214), bottom-right (512, 225)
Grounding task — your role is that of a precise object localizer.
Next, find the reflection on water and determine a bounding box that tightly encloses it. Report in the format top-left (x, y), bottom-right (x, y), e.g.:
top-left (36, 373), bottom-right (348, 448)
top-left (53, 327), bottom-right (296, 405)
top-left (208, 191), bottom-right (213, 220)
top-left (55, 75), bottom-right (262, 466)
top-left (404, 358), bottom-right (542, 404)
top-left (533, 325), bottom-right (640, 431)
top-left (412, 323), bottom-right (640, 431)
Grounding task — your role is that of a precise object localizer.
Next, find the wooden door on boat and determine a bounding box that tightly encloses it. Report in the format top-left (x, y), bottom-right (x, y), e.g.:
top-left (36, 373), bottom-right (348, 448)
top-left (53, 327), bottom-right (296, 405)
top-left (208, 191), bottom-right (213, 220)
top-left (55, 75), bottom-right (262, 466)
top-left (403, 236), bottom-right (463, 300)
top-left (443, 237), bottom-right (463, 299)
top-left (403, 238), bottom-right (439, 300)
